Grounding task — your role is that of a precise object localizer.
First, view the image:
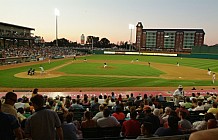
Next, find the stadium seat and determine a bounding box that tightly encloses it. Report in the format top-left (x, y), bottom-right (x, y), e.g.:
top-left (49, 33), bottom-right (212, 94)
top-left (137, 134), bottom-right (190, 140)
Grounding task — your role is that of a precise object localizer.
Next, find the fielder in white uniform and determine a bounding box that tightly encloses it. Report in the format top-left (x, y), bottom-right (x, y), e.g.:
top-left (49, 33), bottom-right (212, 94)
top-left (208, 68), bottom-right (211, 75)
top-left (104, 63), bottom-right (107, 68)
top-left (212, 73), bottom-right (216, 84)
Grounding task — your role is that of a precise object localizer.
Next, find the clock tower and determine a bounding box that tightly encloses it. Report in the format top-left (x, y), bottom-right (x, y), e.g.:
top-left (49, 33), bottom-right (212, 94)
top-left (136, 22), bottom-right (143, 51)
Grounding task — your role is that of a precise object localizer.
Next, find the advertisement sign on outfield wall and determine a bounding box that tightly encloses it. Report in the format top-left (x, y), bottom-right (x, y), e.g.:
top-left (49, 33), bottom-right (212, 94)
top-left (104, 51), bottom-right (177, 56)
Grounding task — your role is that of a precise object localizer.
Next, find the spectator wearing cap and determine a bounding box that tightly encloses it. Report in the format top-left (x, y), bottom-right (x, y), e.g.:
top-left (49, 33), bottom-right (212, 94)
top-left (1, 92), bottom-right (18, 119)
top-left (121, 111), bottom-right (141, 138)
top-left (0, 100), bottom-right (23, 140)
top-left (25, 94), bottom-right (63, 140)
top-left (175, 103), bottom-right (190, 117)
top-left (142, 107), bottom-right (160, 134)
top-left (173, 85), bottom-right (184, 106)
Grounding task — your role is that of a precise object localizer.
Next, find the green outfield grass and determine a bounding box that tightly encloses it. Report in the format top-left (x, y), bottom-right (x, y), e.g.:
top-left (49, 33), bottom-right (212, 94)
top-left (0, 55), bottom-right (218, 88)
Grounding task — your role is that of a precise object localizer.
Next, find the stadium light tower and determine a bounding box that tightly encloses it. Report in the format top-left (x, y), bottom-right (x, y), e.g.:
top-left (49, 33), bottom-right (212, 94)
top-left (55, 8), bottom-right (60, 47)
top-left (129, 24), bottom-right (134, 51)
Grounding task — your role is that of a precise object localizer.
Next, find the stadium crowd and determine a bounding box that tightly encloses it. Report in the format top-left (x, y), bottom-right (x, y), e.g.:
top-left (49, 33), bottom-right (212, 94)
top-left (0, 45), bottom-right (80, 59)
top-left (1, 88), bottom-right (218, 140)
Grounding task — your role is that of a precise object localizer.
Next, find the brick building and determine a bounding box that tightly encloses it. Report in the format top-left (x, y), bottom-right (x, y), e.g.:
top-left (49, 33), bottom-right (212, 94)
top-left (135, 22), bottom-right (205, 52)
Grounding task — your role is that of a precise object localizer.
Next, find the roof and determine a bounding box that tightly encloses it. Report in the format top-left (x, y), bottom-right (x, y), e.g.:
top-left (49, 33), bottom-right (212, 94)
top-left (143, 28), bottom-right (204, 33)
top-left (0, 22), bottom-right (35, 30)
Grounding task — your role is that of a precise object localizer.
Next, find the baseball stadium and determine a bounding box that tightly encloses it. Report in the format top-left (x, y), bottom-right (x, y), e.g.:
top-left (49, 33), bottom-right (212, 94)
top-left (1, 21), bottom-right (218, 140)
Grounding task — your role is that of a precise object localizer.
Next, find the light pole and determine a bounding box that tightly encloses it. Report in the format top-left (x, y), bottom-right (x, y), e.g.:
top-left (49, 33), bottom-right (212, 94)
top-left (129, 24), bottom-right (134, 51)
top-left (92, 36), bottom-right (94, 52)
top-left (55, 8), bottom-right (60, 47)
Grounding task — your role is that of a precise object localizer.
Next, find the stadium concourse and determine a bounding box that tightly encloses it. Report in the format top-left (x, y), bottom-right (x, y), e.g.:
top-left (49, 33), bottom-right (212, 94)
top-left (0, 89), bottom-right (217, 99)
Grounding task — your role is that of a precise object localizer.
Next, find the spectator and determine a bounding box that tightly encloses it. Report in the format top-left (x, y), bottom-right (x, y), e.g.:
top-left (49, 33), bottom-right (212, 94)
top-left (178, 111), bottom-right (192, 130)
top-left (189, 128), bottom-right (218, 140)
top-left (111, 92), bottom-right (115, 100)
top-left (154, 115), bottom-right (182, 136)
top-left (25, 94), bottom-right (63, 140)
top-left (61, 112), bottom-right (78, 140)
top-left (1, 92), bottom-right (18, 119)
top-left (71, 99), bottom-right (84, 111)
top-left (193, 101), bottom-right (204, 111)
top-left (98, 95), bottom-right (104, 104)
top-left (14, 98), bottom-right (25, 109)
top-left (118, 94), bottom-right (123, 102)
top-left (207, 119), bottom-right (217, 129)
top-left (90, 97), bottom-right (100, 112)
top-left (153, 108), bottom-right (164, 126)
top-left (190, 93), bottom-right (196, 101)
top-left (183, 97), bottom-right (193, 109)
top-left (92, 104), bottom-right (105, 121)
top-left (161, 107), bottom-right (171, 123)
top-left (81, 111), bottom-right (97, 128)
top-left (32, 88), bottom-right (38, 97)
top-left (204, 100), bottom-right (213, 111)
top-left (134, 96), bottom-right (142, 108)
top-left (192, 113), bottom-right (216, 130)
top-left (143, 107), bottom-right (160, 134)
top-left (207, 102), bottom-right (218, 114)
top-left (158, 93), bottom-right (165, 102)
top-left (112, 107), bottom-right (125, 121)
top-left (82, 97), bottom-right (90, 106)
top-left (121, 111), bottom-right (141, 138)
top-left (0, 100), bottom-right (23, 140)
top-left (175, 103), bottom-right (190, 117)
top-left (128, 93), bottom-right (135, 102)
top-left (137, 122), bottom-right (153, 139)
top-left (97, 108), bottom-right (120, 127)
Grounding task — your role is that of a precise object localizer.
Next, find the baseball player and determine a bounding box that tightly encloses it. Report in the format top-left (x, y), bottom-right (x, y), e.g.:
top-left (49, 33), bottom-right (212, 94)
top-left (212, 73), bottom-right (216, 84)
top-left (104, 63), bottom-right (107, 68)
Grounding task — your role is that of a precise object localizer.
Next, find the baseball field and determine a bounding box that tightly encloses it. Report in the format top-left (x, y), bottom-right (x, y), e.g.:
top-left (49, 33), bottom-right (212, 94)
top-left (0, 54), bottom-right (218, 92)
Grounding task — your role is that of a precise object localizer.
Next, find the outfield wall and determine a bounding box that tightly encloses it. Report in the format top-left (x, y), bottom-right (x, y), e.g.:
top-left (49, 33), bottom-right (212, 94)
top-left (192, 46), bottom-right (218, 54)
top-left (178, 53), bottom-right (218, 59)
top-left (93, 50), bottom-right (218, 59)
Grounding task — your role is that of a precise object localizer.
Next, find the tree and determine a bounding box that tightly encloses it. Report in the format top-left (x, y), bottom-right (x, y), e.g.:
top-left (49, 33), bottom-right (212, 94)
top-left (86, 36), bottom-right (99, 47)
top-left (99, 38), bottom-right (110, 48)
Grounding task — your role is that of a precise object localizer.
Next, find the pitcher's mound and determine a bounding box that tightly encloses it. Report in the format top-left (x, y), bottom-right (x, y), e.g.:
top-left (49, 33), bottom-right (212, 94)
top-left (14, 71), bottom-right (64, 79)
